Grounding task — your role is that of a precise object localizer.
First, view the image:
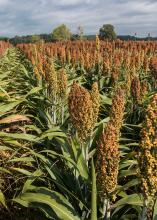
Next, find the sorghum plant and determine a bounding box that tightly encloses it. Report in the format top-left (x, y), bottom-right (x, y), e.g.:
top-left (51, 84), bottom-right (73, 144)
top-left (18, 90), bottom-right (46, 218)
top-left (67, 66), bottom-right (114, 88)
top-left (97, 87), bottom-right (125, 218)
top-left (138, 93), bottom-right (157, 219)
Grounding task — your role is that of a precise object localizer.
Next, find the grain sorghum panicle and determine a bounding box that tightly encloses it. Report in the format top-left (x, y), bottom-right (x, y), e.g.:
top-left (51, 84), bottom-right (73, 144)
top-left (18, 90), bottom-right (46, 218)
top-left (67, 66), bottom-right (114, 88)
top-left (149, 57), bottom-right (157, 80)
top-left (68, 81), bottom-right (94, 141)
top-left (97, 87), bottom-right (125, 199)
top-left (57, 68), bottom-right (68, 98)
top-left (110, 86), bottom-right (125, 131)
top-left (97, 122), bottom-right (119, 198)
top-left (46, 59), bottom-right (58, 97)
top-left (96, 35), bottom-right (100, 52)
top-left (131, 76), bottom-right (141, 103)
top-left (138, 93), bottom-right (157, 199)
top-left (91, 82), bottom-right (100, 126)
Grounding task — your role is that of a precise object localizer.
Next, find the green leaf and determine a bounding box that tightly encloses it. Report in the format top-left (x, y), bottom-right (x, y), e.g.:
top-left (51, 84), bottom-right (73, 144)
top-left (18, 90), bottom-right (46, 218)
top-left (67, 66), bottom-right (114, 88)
top-left (153, 199), bottom-right (157, 220)
top-left (22, 170), bottom-right (43, 193)
top-left (117, 179), bottom-right (140, 192)
top-left (10, 168), bottom-right (33, 176)
top-left (25, 87), bottom-right (42, 98)
top-left (0, 145), bottom-right (13, 151)
top-left (9, 157), bottom-right (35, 163)
top-left (14, 188), bottom-right (81, 220)
top-left (119, 169), bottom-right (137, 178)
top-left (91, 123), bottom-right (104, 150)
top-left (114, 194), bottom-right (143, 207)
top-left (76, 152), bottom-right (88, 180)
top-left (0, 167), bottom-right (12, 174)
top-left (0, 190), bottom-right (7, 209)
top-left (39, 128), bottom-right (66, 140)
top-left (0, 132), bottom-right (38, 142)
top-left (0, 100), bottom-right (23, 115)
top-left (96, 117), bottom-right (110, 126)
top-left (100, 94), bottom-right (112, 105)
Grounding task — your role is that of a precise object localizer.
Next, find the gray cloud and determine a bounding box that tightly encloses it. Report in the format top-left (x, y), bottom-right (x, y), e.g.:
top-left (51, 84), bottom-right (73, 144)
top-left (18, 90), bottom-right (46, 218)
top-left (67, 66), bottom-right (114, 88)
top-left (0, 0), bottom-right (157, 37)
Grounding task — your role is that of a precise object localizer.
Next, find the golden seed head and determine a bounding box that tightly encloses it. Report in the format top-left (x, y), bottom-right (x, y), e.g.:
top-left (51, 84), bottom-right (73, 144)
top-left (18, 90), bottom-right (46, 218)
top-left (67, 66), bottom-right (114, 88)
top-left (138, 93), bottom-right (157, 199)
top-left (150, 57), bottom-right (157, 79)
top-left (97, 87), bottom-right (124, 199)
top-left (96, 34), bottom-right (100, 52)
top-left (57, 68), bottom-right (68, 98)
top-left (33, 66), bottom-right (41, 80)
top-left (131, 76), bottom-right (141, 103)
top-left (91, 82), bottom-right (100, 126)
top-left (110, 86), bottom-right (125, 131)
top-left (46, 59), bottom-right (58, 96)
top-left (68, 82), bottom-right (94, 141)
top-left (96, 122), bottom-right (119, 198)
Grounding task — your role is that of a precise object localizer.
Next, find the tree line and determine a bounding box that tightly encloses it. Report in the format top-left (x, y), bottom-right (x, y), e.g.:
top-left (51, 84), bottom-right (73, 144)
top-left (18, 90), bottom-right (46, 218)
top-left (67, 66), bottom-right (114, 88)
top-left (1, 24), bottom-right (156, 45)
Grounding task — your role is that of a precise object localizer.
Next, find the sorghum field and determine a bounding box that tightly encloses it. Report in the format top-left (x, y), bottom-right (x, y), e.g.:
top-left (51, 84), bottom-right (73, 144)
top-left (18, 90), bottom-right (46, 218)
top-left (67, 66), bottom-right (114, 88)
top-left (1, 38), bottom-right (157, 220)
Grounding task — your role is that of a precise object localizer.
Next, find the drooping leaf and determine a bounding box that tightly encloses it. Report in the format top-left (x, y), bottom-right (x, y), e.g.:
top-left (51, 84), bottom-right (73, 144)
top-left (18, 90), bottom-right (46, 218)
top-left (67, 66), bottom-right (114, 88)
top-left (114, 194), bottom-right (143, 207)
top-left (14, 187), bottom-right (81, 220)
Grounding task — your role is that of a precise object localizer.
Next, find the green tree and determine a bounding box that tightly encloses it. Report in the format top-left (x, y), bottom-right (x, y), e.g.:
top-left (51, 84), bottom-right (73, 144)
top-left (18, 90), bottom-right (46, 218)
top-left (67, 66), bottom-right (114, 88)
top-left (99, 24), bottom-right (116, 40)
top-left (52, 24), bottom-right (72, 41)
top-left (31, 35), bottom-right (41, 43)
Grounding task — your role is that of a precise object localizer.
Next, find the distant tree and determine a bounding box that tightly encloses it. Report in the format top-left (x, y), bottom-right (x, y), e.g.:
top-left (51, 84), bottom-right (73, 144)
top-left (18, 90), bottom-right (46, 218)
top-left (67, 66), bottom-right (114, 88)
top-left (31, 35), bottom-right (41, 43)
top-left (71, 34), bottom-right (79, 41)
top-left (99, 24), bottom-right (116, 40)
top-left (77, 25), bottom-right (84, 40)
top-left (0, 37), bottom-right (9, 42)
top-left (72, 26), bottom-right (84, 41)
top-left (52, 24), bottom-right (72, 41)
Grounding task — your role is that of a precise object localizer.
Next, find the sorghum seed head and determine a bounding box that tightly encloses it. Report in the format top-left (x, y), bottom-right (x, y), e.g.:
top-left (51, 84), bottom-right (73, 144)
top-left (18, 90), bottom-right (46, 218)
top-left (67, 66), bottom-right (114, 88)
top-left (96, 122), bottom-right (119, 198)
top-left (68, 82), bottom-right (94, 141)
top-left (91, 82), bottom-right (100, 126)
top-left (138, 93), bottom-right (157, 199)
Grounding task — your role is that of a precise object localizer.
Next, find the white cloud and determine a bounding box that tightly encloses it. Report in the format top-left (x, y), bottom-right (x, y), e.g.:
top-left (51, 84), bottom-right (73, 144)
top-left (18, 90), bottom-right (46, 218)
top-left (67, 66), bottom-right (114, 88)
top-left (0, 0), bottom-right (10, 6)
top-left (0, 0), bottom-right (157, 37)
top-left (58, 0), bottom-right (86, 5)
top-left (57, 0), bottom-right (95, 5)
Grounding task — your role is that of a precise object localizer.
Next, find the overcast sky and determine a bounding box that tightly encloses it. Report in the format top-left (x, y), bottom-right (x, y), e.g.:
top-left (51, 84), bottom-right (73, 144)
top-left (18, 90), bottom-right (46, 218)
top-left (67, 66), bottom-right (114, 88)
top-left (0, 0), bottom-right (157, 37)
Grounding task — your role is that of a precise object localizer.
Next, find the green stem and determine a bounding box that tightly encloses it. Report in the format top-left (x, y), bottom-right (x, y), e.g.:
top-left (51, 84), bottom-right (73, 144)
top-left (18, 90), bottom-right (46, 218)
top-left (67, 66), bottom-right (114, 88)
top-left (61, 105), bottom-right (64, 124)
top-left (102, 198), bottom-right (110, 220)
top-left (106, 200), bottom-right (110, 220)
top-left (91, 159), bottom-right (97, 220)
top-left (141, 199), bottom-right (148, 220)
top-left (53, 95), bottom-right (57, 124)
